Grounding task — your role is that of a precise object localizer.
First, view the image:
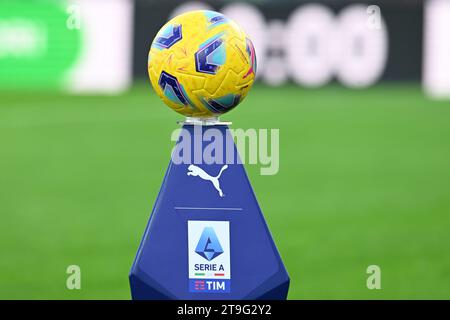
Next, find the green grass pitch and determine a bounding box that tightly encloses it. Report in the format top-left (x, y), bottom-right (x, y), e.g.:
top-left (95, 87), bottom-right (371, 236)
top-left (1, 84), bottom-right (450, 299)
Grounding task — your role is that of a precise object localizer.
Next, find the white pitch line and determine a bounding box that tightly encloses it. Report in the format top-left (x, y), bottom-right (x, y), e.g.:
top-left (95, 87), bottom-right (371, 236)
top-left (174, 207), bottom-right (243, 211)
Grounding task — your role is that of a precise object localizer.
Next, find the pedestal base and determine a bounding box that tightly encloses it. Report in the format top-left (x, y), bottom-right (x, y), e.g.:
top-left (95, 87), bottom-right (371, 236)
top-left (129, 124), bottom-right (289, 299)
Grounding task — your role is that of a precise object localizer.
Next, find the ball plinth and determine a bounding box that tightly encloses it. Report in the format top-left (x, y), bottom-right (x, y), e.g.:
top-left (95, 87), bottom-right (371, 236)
top-left (177, 116), bottom-right (232, 126)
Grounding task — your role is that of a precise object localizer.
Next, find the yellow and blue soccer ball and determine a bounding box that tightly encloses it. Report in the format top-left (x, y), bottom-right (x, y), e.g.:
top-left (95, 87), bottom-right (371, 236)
top-left (148, 10), bottom-right (257, 118)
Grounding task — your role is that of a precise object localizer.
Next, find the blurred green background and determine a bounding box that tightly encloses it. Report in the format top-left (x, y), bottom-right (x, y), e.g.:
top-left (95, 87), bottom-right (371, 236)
top-left (1, 84), bottom-right (450, 299)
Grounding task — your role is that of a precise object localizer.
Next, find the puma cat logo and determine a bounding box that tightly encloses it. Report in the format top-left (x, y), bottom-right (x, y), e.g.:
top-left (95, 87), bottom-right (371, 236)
top-left (187, 164), bottom-right (228, 197)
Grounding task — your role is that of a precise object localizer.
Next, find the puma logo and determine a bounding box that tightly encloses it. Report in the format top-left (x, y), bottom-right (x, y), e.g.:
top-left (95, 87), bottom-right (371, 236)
top-left (187, 164), bottom-right (228, 197)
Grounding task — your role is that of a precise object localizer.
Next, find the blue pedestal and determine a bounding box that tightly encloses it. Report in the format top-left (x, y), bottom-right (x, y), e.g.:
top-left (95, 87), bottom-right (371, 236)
top-left (129, 124), bottom-right (289, 299)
